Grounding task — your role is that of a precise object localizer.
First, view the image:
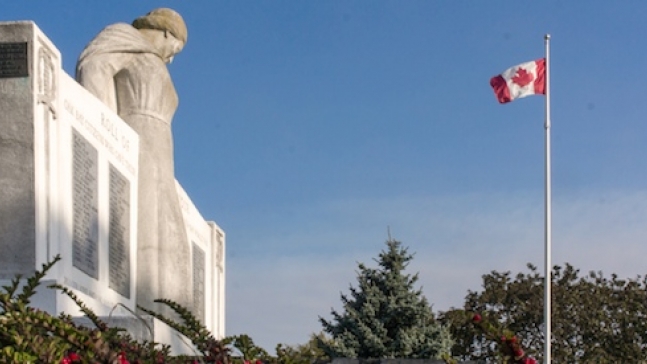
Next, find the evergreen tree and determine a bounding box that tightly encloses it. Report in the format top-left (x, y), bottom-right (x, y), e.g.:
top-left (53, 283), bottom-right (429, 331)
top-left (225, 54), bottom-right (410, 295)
top-left (319, 239), bottom-right (453, 359)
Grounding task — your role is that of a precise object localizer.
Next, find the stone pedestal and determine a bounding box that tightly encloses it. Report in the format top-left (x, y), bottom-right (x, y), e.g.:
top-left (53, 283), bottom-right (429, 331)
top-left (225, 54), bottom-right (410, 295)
top-left (0, 22), bottom-right (54, 282)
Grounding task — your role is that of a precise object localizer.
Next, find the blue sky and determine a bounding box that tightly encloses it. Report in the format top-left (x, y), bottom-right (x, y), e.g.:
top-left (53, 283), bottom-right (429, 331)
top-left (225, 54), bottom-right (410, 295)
top-left (4, 1), bottom-right (647, 351)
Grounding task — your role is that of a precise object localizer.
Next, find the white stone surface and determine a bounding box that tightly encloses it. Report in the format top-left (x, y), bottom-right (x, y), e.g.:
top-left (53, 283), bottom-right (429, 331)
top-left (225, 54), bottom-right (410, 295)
top-left (0, 20), bottom-right (225, 347)
top-left (55, 72), bottom-right (140, 314)
top-left (0, 21), bottom-right (140, 315)
top-left (177, 183), bottom-right (226, 338)
top-left (0, 21), bottom-right (60, 280)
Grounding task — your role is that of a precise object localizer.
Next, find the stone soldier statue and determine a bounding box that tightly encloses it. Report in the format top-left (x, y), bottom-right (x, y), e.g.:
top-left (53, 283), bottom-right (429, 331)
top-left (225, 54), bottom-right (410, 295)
top-left (76, 8), bottom-right (191, 315)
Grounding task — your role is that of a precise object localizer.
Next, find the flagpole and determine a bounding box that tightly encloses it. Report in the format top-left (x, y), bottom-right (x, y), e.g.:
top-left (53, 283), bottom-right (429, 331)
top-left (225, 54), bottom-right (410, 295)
top-left (543, 33), bottom-right (552, 364)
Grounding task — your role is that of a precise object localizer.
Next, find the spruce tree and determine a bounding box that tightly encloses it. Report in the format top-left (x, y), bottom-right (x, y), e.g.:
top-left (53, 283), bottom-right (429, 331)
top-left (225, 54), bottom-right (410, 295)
top-left (319, 239), bottom-right (453, 359)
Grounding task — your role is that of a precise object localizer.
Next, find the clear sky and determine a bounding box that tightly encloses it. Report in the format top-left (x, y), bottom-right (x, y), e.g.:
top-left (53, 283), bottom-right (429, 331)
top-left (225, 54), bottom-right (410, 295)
top-left (4, 0), bottom-right (647, 352)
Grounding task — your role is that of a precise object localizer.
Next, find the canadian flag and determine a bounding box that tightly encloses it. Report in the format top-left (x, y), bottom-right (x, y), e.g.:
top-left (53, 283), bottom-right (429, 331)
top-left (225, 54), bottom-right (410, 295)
top-left (490, 58), bottom-right (546, 104)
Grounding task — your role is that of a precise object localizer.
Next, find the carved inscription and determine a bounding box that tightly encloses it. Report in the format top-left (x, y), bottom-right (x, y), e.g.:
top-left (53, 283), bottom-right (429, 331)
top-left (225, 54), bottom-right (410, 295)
top-left (0, 43), bottom-right (28, 78)
top-left (72, 130), bottom-right (99, 279)
top-left (192, 243), bottom-right (206, 322)
top-left (63, 99), bottom-right (136, 175)
top-left (109, 165), bottom-right (131, 298)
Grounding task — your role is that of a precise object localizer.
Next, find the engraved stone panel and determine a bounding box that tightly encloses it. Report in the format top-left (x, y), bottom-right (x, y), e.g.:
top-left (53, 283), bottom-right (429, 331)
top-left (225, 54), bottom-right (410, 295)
top-left (108, 165), bottom-right (130, 298)
top-left (192, 243), bottom-right (205, 322)
top-left (72, 130), bottom-right (99, 279)
top-left (0, 42), bottom-right (28, 78)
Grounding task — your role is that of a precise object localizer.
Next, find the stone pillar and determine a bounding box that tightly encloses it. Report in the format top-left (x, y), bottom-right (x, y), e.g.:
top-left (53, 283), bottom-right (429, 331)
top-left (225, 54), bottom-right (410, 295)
top-left (0, 21), bottom-right (61, 279)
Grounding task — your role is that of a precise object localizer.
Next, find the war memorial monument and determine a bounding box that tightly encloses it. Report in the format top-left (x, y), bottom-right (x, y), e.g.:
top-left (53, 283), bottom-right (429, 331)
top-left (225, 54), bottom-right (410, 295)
top-left (0, 8), bottom-right (224, 351)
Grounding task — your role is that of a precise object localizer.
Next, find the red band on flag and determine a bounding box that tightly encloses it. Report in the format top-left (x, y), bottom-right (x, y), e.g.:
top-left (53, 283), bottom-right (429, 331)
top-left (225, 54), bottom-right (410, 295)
top-left (490, 58), bottom-right (546, 104)
top-left (533, 58), bottom-right (546, 95)
top-left (489, 75), bottom-right (510, 104)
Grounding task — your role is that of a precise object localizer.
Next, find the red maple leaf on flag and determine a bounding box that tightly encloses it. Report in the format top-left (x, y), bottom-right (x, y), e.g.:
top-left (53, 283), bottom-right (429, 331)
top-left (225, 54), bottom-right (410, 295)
top-left (512, 68), bottom-right (534, 87)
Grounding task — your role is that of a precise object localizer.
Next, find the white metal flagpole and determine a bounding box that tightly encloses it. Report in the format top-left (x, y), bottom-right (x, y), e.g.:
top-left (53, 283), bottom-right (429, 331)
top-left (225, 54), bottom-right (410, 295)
top-left (543, 33), bottom-right (552, 364)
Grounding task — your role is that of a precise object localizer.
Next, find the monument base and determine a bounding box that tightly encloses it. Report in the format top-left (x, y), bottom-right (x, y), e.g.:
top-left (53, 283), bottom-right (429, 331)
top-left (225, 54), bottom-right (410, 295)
top-left (1, 276), bottom-right (201, 356)
top-left (73, 315), bottom-right (200, 356)
top-left (0, 20), bottom-right (225, 352)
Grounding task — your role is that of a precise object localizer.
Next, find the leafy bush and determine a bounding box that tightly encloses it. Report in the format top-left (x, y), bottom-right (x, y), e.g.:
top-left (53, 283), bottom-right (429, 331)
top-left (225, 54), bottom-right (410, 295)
top-left (0, 255), bottom-right (229, 364)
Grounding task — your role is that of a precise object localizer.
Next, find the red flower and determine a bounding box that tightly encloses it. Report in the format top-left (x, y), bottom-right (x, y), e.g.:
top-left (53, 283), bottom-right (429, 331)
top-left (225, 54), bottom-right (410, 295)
top-left (509, 336), bottom-right (517, 343)
top-left (60, 352), bottom-right (80, 364)
top-left (522, 358), bottom-right (537, 364)
top-left (514, 348), bottom-right (524, 358)
top-left (256, 360), bottom-right (263, 364)
top-left (472, 313), bottom-right (482, 323)
top-left (118, 351), bottom-right (130, 364)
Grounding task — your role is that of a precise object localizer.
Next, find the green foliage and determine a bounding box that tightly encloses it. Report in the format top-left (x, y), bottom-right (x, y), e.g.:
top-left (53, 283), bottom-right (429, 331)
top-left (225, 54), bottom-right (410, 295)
top-left (274, 333), bottom-right (330, 364)
top-left (1, 255), bottom-right (328, 364)
top-left (53, 283), bottom-right (173, 363)
top-left (454, 312), bottom-right (537, 364)
top-left (0, 256), bottom-right (93, 363)
top-left (139, 298), bottom-right (230, 363)
top-left (224, 334), bottom-right (269, 362)
top-left (0, 255), bottom-right (231, 363)
top-left (440, 263), bottom-right (647, 363)
top-left (319, 239), bottom-right (453, 359)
